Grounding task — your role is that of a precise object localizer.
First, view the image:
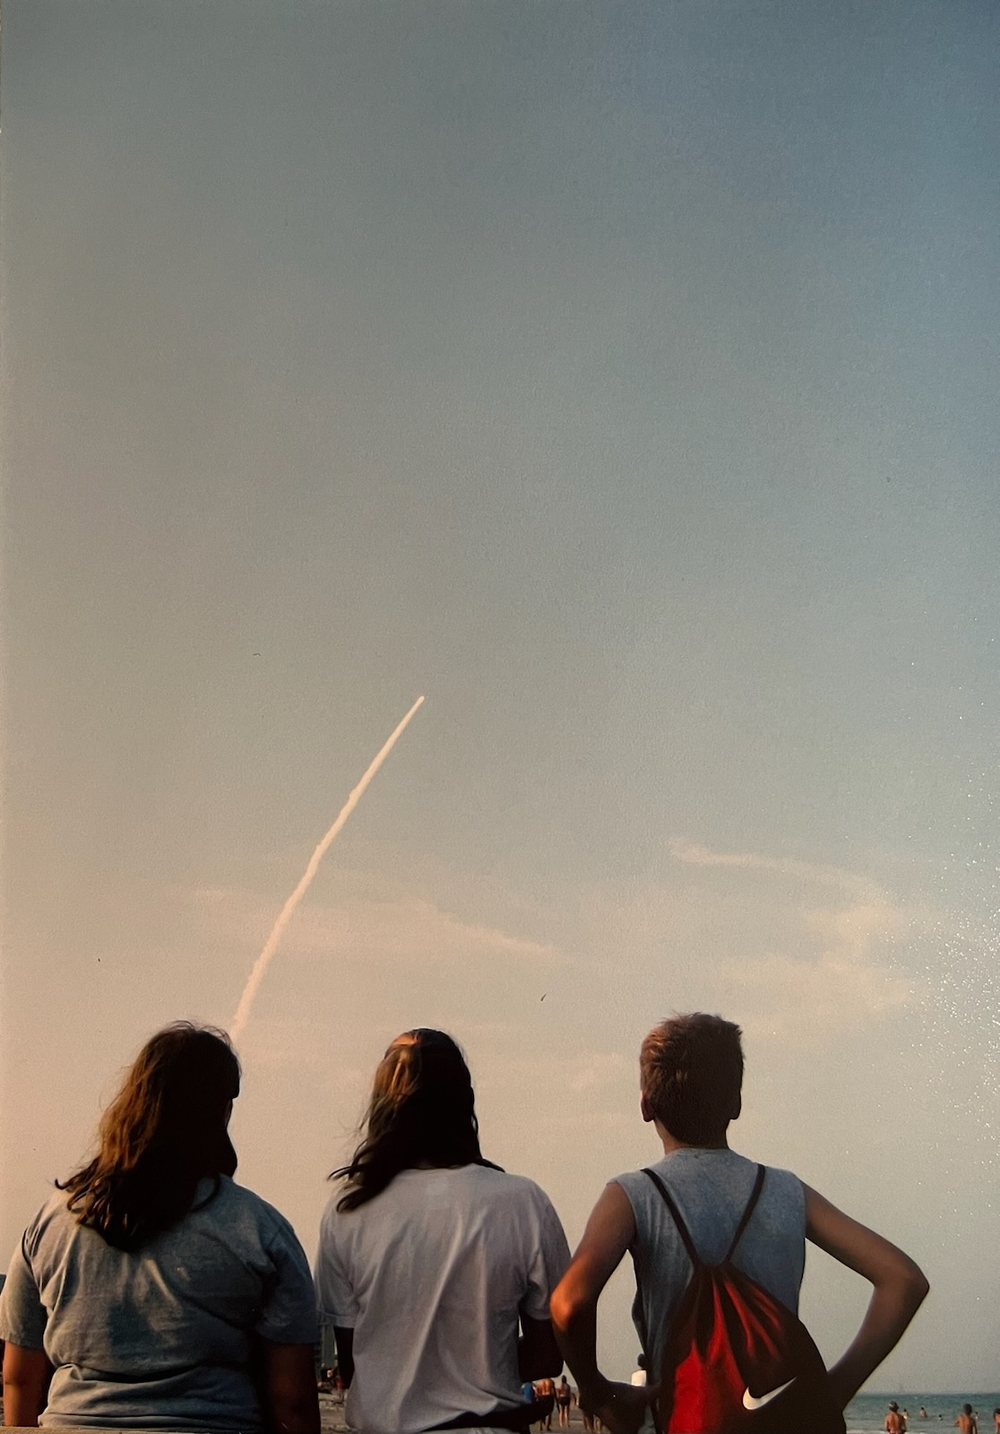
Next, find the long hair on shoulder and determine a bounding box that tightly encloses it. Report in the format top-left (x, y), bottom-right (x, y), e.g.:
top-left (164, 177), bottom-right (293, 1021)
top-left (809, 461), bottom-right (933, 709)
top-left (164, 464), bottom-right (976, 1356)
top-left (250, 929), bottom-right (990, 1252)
top-left (58, 1022), bottom-right (241, 1251)
top-left (331, 1028), bottom-right (500, 1210)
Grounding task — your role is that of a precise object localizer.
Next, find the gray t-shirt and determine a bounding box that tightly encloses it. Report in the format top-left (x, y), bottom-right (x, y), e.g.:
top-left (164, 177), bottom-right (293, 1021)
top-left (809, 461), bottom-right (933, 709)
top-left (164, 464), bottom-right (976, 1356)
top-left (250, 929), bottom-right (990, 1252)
top-left (0, 1177), bottom-right (319, 1431)
top-left (615, 1148), bottom-right (805, 1388)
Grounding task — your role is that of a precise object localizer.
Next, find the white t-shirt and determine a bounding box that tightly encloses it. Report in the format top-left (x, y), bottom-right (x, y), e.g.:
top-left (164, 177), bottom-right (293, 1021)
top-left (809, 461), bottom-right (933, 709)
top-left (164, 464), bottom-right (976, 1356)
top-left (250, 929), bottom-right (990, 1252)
top-left (315, 1164), bottom-right (570, 1434)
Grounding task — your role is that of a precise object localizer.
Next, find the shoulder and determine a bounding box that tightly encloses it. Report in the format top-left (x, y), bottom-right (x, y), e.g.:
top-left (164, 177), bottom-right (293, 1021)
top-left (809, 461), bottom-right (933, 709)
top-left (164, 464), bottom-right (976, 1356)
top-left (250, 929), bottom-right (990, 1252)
top-left (33, 1188), bottom-right (73, 1224)
top-left (453, 1167), bottom-right (567, 1246)
top-left (20, 1189), bottom-right (77, 1254)
top-left (612, 1166), bottom-right (654, 1198)
top-left (759, 1164), bottom-right (805, 1204)
top-left (613, 1151), bottom-right (803, 1207)
top-left (465, 1166), bottom-right (560, 1215)
top-left (214, 1177), bottom-right (307, 1250)
top-left (725, 1156), bottom-right (805, 1224)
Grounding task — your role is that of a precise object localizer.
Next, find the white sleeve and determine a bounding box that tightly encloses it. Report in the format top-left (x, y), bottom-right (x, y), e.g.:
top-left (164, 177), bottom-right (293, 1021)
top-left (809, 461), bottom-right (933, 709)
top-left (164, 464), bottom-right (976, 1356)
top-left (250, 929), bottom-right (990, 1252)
top-left (314, 1199), bottom-right (360, 1329)
top-left (519, 1185), bottom-right (570, 1321)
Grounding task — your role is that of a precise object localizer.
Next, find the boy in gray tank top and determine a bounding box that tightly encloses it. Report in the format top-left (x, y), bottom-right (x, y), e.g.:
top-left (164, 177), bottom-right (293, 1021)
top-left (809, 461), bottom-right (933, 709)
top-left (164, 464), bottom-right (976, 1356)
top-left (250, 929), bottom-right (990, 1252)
top-left (550, 1013), bottom-right (929, 1434)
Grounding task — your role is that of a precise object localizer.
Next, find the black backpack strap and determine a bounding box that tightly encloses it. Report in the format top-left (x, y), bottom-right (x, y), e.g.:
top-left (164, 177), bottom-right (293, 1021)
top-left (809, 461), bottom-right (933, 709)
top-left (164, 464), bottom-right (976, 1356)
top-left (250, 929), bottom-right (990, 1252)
top-left (642, 1167), bottom-right (701, 1267)
top-left (724, 1163), bottom-right (766, 1262)
top-left (643, 1163), bottom-right (767, 1268)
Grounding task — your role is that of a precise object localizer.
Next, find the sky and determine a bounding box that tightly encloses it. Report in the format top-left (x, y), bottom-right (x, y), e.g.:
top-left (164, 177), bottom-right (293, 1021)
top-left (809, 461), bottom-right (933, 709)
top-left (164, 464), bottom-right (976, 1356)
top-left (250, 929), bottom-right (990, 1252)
top-left (2, 0), bottom-right (999, 1393)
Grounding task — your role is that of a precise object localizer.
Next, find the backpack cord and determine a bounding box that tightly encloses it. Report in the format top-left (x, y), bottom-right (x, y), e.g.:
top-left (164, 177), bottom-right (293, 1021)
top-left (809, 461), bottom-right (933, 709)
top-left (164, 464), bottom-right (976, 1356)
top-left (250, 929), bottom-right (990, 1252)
top-left (641, 1163), bottom-right (767, 1268)
top-left (723, 1164), bottom-right (766, 1262)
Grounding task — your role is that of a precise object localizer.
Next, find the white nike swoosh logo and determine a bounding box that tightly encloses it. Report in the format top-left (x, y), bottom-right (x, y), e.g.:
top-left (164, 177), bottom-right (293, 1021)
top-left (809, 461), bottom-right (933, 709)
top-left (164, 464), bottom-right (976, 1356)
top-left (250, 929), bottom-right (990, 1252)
top-left (742, 1378), bottom-right (796, 1411)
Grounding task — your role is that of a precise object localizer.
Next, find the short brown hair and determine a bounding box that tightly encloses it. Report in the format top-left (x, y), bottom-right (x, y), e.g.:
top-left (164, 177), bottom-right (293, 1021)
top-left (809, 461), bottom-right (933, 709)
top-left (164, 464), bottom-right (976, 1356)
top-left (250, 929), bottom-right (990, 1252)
top-left (640, 1013), bottom-right (744, 1145)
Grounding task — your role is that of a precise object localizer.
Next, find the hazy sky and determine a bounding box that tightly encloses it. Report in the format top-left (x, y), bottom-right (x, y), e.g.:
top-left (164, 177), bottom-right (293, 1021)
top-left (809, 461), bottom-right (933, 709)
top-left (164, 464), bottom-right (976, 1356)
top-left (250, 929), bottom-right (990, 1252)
top-left (2, 0), bottom-right (999, 1392)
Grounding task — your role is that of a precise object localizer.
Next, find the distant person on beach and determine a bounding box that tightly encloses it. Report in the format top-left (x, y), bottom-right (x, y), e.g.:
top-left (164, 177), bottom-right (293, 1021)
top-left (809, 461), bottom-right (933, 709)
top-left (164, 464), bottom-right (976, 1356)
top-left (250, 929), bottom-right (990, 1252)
top-left (956, 1405), bottom-right (978, 1434)
top-left (550, 1012), bottom-right (929, 1434)
top-left (556, 1376), bottom-right (573, 1427)
top-left (314, 1028), bottom-right (569, 1434)
top-left (886, 1401), bottom-right (906, 1433)
top-left (0, 1023), bottom-right (319, 1432)
top-left (992, 1408), bottom-right (999, 1432)
top-left (536, 1376), bottom-right (556, 1430)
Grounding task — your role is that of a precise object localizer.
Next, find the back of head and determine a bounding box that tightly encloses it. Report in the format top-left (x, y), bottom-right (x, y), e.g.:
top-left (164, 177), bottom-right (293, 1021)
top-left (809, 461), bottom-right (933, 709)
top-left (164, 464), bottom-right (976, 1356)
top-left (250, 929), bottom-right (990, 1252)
top-left (60, 1022), bottom-right (241, 1250)
top-left (640, 1013), bottom-right (744, 1146)
top-left (334, 1028), bottom-right (492, 1209)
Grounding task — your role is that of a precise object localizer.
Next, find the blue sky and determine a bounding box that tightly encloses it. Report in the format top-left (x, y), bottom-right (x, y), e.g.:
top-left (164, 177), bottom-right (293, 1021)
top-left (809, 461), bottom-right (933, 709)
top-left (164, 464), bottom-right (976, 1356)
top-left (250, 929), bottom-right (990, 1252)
top-left (2, 0), bottom-right (999, 1389)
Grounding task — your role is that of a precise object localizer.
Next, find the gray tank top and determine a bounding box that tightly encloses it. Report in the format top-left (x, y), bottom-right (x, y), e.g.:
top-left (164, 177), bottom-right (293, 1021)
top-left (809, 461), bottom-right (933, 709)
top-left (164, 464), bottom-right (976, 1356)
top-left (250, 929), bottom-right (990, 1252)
top-left (615, 1148), bottom-right (805, 1382)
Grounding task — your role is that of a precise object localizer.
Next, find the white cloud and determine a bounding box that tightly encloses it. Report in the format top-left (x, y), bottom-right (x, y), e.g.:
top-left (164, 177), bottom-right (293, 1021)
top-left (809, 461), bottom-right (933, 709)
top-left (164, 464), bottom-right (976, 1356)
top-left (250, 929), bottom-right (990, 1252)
top-left (667, 837), bottom-right (884, 900)
top-left (717, 944), bottom-right (913, 1041)
top-left (664, 839), bottom-right (921, 1039)
top-left (190, 879), bottom-right (568, 970)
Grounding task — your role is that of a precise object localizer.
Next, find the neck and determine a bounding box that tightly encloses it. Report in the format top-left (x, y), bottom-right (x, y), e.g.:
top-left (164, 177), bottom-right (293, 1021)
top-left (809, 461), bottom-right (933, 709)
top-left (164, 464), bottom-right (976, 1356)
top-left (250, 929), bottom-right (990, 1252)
top-left (656, 1122), bottom-right (729, 1155)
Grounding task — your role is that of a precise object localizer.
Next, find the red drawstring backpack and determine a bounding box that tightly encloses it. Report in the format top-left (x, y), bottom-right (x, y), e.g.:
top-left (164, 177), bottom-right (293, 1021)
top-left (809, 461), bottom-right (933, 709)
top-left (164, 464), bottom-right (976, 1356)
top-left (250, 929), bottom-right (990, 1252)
top-left (641, 1165), bottom-right (846, 1434)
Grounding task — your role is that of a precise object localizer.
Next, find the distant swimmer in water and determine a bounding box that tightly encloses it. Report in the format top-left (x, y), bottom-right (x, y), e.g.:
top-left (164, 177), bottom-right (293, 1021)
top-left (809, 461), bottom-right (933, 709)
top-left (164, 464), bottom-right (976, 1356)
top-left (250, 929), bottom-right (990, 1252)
top-left (920, 1411), bottom-right (929, 1421)
top-left (955, 1405), bottom-right (978, 1434)
top-left (886, 1402), bottom-right (906, 1434)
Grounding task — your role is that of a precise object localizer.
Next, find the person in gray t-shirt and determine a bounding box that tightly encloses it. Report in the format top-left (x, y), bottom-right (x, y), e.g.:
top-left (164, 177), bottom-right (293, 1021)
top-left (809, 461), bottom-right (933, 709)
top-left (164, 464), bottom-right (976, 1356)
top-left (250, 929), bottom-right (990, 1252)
top-left (550, 1013), bottom-right (929, 1434)
top-left (0, 1022), bottom-right (319, 1433)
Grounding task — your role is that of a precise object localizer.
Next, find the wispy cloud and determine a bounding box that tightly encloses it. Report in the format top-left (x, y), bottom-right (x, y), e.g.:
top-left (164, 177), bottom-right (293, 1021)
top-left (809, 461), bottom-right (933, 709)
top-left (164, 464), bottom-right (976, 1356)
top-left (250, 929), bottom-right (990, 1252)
top-left (191, 881), bottom-right (568, 970)
top-left (664, 838), bottom-right (921, 1038)
top-left (668, 837), bottom-right (884, 899)
top-left (717, 911), bottom-right (915, 1040)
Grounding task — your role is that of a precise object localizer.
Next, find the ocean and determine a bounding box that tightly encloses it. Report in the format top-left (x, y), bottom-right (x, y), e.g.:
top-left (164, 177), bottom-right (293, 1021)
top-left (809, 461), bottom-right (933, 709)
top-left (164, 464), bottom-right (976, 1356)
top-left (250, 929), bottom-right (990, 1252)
top-left (845, 1394), bottom-right (1000, 1433)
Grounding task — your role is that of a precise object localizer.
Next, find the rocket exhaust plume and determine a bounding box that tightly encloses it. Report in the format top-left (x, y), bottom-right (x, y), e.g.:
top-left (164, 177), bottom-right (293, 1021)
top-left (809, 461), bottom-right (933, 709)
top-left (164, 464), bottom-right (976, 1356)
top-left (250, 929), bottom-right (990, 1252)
top-left (230, 696), bottom-right (425, 1043)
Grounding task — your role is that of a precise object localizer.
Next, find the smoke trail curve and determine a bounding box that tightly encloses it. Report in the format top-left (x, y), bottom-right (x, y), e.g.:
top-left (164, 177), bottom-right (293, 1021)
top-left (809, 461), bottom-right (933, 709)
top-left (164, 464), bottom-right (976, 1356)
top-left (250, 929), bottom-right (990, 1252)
top-left (230, 695), bottom-right (425, 1043)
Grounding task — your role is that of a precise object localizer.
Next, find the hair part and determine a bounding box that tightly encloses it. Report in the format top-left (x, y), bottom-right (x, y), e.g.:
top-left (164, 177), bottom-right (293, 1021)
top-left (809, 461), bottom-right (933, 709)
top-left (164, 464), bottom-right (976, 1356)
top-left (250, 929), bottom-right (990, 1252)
top-left (331, 1028), bottom-right (500, 1210)
top-left (640, 1013), bottom-right (744, 1146)
top-left (58, 1022), bottom-right (240, 1251)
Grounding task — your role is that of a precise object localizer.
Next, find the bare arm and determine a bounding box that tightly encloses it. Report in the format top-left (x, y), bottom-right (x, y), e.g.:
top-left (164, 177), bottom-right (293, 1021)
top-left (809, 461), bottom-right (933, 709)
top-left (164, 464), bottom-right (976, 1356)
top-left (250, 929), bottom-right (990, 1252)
top-left (550, 1183), bottom-right (651, 1434)
top-left (519, 1315), bottom-right (563, 1382)
top-left (2, 1343), bottom-right (54, 1427)
top-left (260, 1341), bottom-right (321, 1434)
top-left (804, 1184), bottom-right (929, 1408)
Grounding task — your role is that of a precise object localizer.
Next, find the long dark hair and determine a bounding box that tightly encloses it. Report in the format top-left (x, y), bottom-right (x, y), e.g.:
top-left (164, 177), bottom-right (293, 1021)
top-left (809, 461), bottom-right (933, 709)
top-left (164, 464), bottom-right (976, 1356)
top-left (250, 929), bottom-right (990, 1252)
top-left (331, 1028), bottom-right (500, 1210)
top-left (58, 1022), bottom-right (241, 1251)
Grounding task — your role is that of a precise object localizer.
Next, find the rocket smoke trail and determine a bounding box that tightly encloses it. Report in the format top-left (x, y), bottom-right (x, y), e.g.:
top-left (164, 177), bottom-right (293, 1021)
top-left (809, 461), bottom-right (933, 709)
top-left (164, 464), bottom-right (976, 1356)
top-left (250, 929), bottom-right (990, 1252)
top-left (230, 696), bottom-right (425, 1043)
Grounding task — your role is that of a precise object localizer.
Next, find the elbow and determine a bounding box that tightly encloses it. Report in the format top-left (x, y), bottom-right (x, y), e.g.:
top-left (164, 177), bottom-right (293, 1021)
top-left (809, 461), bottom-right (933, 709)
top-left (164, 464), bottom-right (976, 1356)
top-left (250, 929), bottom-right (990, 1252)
top-left (908, 1265), bottom-right (930, 1308)
top-left (887, 1257), bottom-right (929, 1315)
top-left (900, 1250), bottom-right (929, 1304)
top-left (549, 1282), bottom-right (595, 1345)
top-left (549, 1283), bottom-right (575, 1337)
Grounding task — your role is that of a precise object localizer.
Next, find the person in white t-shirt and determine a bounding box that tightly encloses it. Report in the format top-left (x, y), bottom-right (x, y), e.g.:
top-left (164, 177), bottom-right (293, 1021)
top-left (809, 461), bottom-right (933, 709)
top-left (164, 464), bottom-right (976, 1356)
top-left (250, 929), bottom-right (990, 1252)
top-left (315, 1029), bottom-right (569, 1434)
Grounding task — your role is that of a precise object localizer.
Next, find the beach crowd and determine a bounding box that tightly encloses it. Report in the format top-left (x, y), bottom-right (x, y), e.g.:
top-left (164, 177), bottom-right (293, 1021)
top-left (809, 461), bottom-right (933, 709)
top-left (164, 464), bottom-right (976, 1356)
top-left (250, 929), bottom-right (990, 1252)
top-left (0, 1014), bottom-right (929, 1434)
